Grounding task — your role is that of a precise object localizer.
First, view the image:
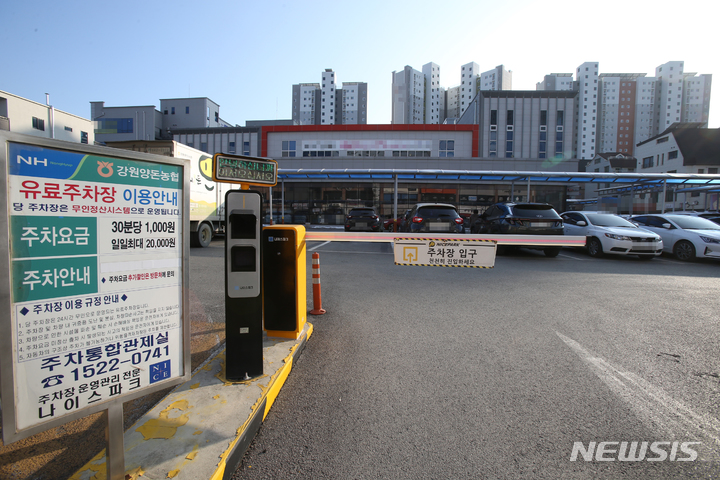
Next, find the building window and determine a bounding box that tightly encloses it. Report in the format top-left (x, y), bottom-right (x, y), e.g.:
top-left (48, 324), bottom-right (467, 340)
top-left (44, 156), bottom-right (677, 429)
top-left (95, 118), bottom-right (133, 134)
top-left (489, 130), bottom-right (497, 157)
top-left (32, 117), bottom-right (45, 131)
top-left (642, 156), bottom-right (654, 168)
top-left (186, 106), bottom-right (190, 114)
top-left (200, 142), bottom-right (208, 152)
top-left (506, 110), bottom-right (514, 126)
top-left (539, 131), bottom-right (546, 159)
top-left (506, 131), bottom-right (513, 158)
top-left (64, 126), bottom-right (73, 132)
top-left (229, 141), bottom-right (236, 154)
top-left (439, 140), bottom-right (454, 157)
top-left (243, 141), bottom-right (250, 155)
top-left (490, 109), bottom-right (497, 126)
top-left (81, 131), bottom-right (88, 144)
top-left (171, 107), bottom-right (175, 115)
top-left (668, 150), bottom-right (678, 160)
top-left (656, 136), bottom-right (668, 144)
top-left (282, 140), bottom-right (297, 157)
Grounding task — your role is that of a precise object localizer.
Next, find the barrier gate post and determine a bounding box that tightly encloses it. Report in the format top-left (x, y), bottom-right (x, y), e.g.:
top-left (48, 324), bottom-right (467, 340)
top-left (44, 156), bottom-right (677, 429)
top-left (224, 190), bottom-right (264, 381)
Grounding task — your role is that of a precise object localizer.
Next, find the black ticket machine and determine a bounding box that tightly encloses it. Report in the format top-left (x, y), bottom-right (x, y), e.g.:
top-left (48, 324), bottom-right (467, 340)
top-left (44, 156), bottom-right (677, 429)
top-left (225, 190), bottom-right (263, 381)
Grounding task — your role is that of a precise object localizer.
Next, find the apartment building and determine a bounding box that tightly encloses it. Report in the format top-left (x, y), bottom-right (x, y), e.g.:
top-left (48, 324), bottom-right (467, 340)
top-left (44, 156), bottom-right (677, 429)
top-left (291, 69), bottom-right (368, 125)
top-left (536, 74), bottom-right (574, 91)
top-left (423, 62), bottom-right (445, 124)
top-left (480, 65), bottom-right (512, 91)
top-left (391, 66), bottom-right (425, 124)
top-left (392, 62), bottom-right (511, 124)
top-left (540, 61), bottom-right (712, 159)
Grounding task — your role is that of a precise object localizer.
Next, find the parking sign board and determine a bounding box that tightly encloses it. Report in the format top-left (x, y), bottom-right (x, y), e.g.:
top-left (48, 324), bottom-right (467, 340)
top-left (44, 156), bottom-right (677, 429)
top-left (393, 238), bottom-right (496, 268)
top-left (1, 133), bottom-right (190, 442)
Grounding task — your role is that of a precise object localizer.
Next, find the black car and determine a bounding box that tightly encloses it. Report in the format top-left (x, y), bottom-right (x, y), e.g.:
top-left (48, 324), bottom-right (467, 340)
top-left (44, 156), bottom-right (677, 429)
top-left (400, 203), bottom-right (464, 234)
top-left (470, 202), bottom-right (564, 257)
top-left (344, 208), bottom-right (381, 232)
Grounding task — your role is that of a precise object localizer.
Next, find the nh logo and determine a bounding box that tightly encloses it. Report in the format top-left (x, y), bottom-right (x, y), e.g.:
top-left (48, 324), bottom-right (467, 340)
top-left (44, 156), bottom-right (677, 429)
top-left (17, 155), bottom-right (48, 166)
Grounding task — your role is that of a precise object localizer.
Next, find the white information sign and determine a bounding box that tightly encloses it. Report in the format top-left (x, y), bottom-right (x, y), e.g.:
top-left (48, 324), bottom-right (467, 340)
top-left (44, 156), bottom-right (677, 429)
top-left (394, 238), bottom-right (496, 268)
top-left (3, 140), bottom-right (186, 435)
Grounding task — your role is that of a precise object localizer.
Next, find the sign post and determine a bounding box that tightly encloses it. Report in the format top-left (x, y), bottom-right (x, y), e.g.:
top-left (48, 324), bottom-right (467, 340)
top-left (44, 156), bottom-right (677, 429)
top-left (0, 132), bottom-right (191, 480)
top-left (212, 153), bottom-right (277, 186)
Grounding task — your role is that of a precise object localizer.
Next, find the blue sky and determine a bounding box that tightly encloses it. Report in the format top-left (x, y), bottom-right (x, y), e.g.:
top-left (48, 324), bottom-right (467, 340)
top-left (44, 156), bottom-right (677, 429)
top-left (3, 0), bottom-right (718, 128)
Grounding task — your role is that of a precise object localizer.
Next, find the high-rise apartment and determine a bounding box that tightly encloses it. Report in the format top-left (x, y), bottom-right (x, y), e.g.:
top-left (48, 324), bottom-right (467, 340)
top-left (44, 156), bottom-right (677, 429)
top-left (392, 66), bottom-right (425, 124)
top-left (536, 73), bottom-right (574, 91)
top-left (539, 61), bottom-right (712, 158)
top-left (480, 65), bottom-right (512, 91)
top-left (292, 84), bottom-right (320, 125)
top-left (459, 62), bottom-right (480, 118)
top-left (575, 62), bottom-right (600, 160)
top-left (292, 69), bottom-right (367, 125)
top-left (422, 62), bottom-right (445, 124)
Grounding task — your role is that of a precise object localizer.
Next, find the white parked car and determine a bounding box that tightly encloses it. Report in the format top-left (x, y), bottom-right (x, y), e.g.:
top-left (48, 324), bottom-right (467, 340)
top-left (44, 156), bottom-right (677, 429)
top-left (629, 214), bottom-right (720, 261)
top-left (560, 211), bottom-right (663, 260)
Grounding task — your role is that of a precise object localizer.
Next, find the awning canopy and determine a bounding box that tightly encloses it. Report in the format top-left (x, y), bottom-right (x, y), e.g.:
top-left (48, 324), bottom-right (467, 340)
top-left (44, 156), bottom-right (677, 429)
top-left (277, 169), bottom-right (720, 185)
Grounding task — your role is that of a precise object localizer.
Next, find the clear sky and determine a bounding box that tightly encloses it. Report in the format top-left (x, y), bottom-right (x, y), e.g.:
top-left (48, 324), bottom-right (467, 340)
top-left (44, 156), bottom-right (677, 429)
top-left (2, 0), bottom-right (718, 128)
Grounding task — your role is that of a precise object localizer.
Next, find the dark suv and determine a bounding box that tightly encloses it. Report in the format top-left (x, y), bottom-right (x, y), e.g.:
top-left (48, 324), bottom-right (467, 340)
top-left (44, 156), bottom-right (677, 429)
top-left (470, 202), bottom-right (563, 256)
top-left (344, 208), bottom-right (381, 232)
top-left (400, 203), bottom-right (464, 234)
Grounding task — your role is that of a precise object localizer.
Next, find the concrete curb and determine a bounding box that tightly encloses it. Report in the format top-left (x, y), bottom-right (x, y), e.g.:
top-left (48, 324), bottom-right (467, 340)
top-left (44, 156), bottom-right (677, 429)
top-left (70, 322), bottom-right (313, 480)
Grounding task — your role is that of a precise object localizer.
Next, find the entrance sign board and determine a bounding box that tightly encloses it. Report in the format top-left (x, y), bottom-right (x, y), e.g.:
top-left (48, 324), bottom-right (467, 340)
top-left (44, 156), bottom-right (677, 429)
top-left (1, 132), bottom-right (190, 443)
top-left (212, 153), bottom-right (277, 186)
top-left (393, 238), bottom-right (496, 268)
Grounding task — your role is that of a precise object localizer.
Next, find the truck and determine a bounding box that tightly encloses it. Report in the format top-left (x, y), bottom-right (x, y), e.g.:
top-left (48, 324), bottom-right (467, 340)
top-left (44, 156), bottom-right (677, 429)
top-left (104, 140), bottom-right (234, 247)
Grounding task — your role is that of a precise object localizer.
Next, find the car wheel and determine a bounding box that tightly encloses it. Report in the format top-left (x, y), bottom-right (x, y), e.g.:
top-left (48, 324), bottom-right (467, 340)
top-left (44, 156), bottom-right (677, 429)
top-left (587, 237), bottom-right (603, 257)
top-left (673, 240), bottom-right (696, 261)
top-left (637, 255), bottom-right (654, 260)
top-left (544, 248), bottom-right (560, 258)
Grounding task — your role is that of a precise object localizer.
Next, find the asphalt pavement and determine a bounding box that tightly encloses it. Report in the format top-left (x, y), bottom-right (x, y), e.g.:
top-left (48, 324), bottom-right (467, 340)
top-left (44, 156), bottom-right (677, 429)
top-left (233, 239), bottom-right (720, 479)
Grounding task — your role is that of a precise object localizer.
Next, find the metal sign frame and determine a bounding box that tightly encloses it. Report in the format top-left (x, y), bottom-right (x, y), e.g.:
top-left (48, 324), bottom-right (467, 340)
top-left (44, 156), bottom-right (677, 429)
top-left (212, 153), bottom-right (277, 186)
top-left (0, 131), bottom-right (191, 444)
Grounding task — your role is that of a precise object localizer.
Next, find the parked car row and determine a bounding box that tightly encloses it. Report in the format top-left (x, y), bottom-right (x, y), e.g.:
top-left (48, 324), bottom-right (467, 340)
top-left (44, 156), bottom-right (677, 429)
top-left (349, 203), bottom-right (720, 262)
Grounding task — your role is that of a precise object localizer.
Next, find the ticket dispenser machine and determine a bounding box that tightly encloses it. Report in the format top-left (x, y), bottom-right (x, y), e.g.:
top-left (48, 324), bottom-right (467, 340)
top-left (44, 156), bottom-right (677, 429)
top-left (262, 225), bottom-right (307, 339)
top-left (225, 190), bottom-right (263, 381)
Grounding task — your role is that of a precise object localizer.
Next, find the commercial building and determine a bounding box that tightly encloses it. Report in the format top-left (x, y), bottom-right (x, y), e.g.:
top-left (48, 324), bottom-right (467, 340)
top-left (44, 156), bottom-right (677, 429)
top-left (91, 97), bottom-right (232, 144)
top-left (1, 90), bottom-right (94, 144)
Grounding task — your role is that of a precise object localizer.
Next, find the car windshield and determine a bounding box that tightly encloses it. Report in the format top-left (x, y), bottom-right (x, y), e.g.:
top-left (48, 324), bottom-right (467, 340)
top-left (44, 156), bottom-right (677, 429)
top-left (668, 215), bottom-right (720, 230)
top-left (508, 205), bottom-right (560, 219)
top-left (585, 214), bottom-right (637, 228)
top-left (417, 207), bottom-right (458, 218)
top-left (349, 209), bottom-right (374, 216)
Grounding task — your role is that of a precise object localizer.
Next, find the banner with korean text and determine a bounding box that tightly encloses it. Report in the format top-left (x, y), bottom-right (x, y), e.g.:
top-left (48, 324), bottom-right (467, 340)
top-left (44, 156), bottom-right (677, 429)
top-left (2, 138), bottom-right (187, 435)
